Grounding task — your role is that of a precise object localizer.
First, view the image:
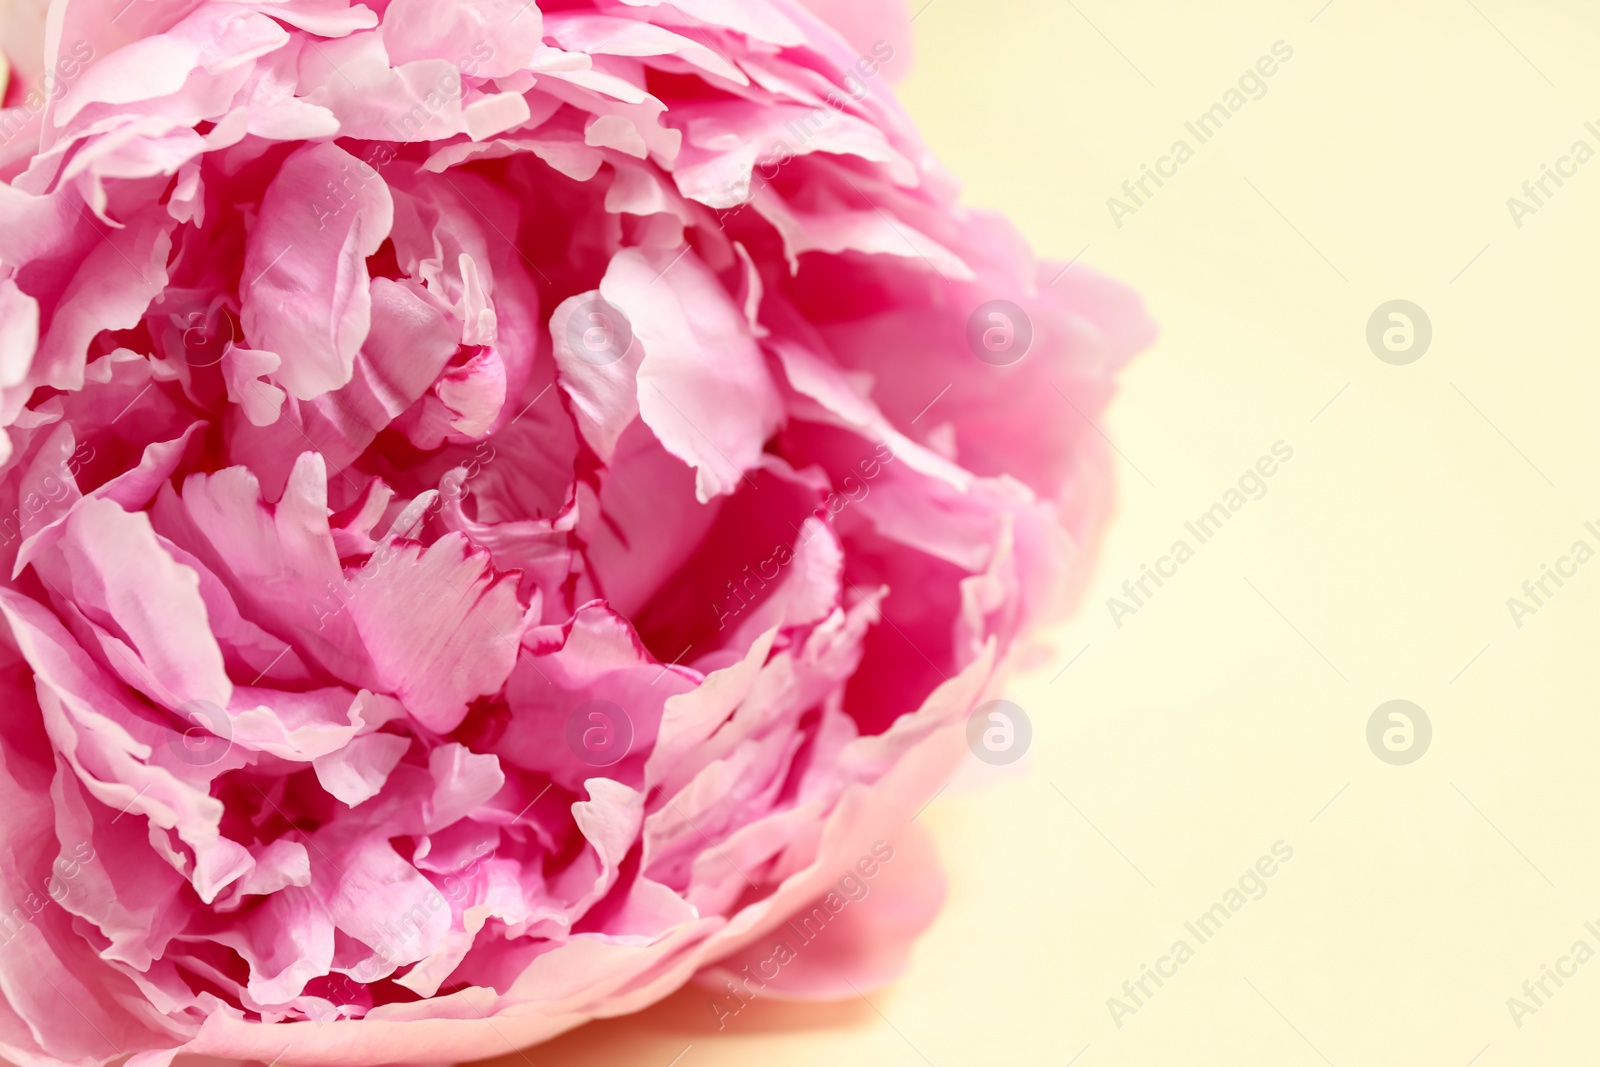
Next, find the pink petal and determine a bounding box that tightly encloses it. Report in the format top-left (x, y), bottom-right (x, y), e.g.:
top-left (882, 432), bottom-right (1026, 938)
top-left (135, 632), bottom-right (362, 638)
top-left (697, 821), bottom-right (944, 999)
top-left (548, 289), bottom-right (645, 463)
top-left (347, 533), bottom-right (527, 733)
top-left (425, 743), bottom-right (504, 832)
top-left (599, 247), bottom-right (783, 502)
top-left (0, 276), bottom-right (40, 389)
top-left (52, 496), bottom-right (233, 713)
top-left (793, 0), bottom-right (913, 80)
top-left (380, 0), bottom-right (545, 79)
top-left (240, 141), bottom-right (394, 400)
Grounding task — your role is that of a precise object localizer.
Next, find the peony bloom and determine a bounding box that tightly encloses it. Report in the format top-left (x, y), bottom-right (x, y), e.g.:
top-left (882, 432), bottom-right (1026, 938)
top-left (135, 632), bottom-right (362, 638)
top-left (0, 0), bottom-right (1154, 1064)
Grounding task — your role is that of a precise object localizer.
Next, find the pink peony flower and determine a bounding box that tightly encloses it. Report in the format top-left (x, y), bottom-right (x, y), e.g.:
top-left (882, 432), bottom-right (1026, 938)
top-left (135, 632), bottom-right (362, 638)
top-left (0, 0), bottom-right (1154, 1064)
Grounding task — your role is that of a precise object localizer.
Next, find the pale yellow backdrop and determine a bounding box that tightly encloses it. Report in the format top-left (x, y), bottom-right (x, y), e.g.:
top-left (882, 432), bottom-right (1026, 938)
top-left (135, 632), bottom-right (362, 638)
top-left (490, 0), bottom-right (1600, 1064)
top-left (5, 0), bottom-right (1594, 1064)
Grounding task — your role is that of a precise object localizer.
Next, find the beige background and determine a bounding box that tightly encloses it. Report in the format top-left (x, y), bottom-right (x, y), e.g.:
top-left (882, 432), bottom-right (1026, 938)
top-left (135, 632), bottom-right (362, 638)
top-left (501, 0), bottom-right (1600, 1064)
top-left (5, 0), bottom-right (1595, 1063)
